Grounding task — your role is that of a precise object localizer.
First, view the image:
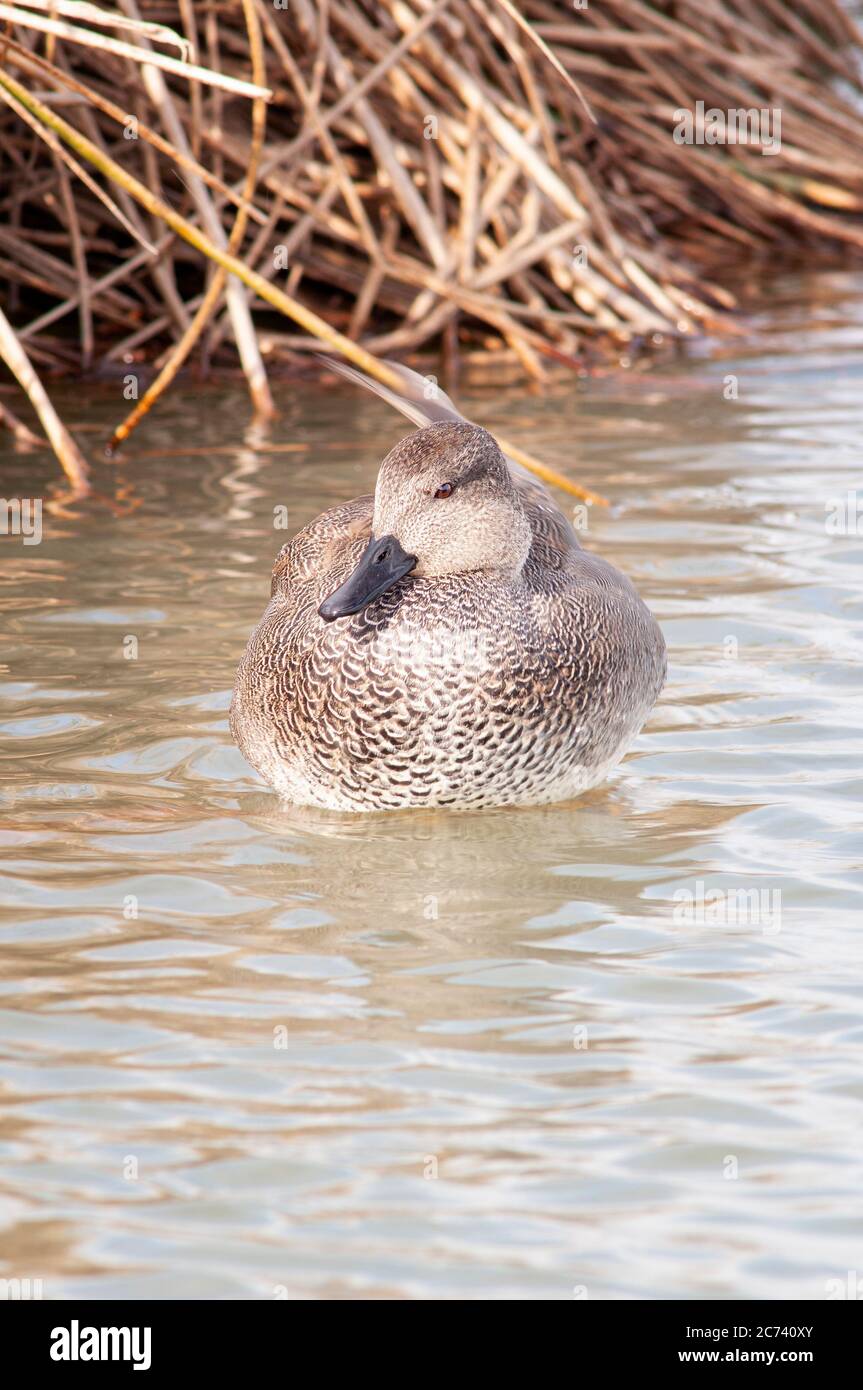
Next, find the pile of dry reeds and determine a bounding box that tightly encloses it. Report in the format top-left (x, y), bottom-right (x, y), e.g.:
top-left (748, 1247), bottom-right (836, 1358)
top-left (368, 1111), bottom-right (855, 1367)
top-left (2, 1), bottom-right (863, 491)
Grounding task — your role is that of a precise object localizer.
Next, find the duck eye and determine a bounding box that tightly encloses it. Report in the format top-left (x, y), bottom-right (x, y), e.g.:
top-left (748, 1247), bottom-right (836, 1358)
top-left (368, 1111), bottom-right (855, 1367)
top-left (434, 482), bottom-right (455, 499)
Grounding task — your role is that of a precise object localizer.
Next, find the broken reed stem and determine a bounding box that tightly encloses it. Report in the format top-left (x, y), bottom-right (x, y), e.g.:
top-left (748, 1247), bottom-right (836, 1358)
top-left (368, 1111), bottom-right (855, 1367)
top-left (0, 299), bottom-right (90, 492)
top-left (1, 60), bottom-right (592, 499)
top-left (0, 66), bottom-right (408, 392)
top-left (2, 1), bottom-right (863, 504)
top-left (116, 0), bottom-right (273, 417)
top-left (0, 3), bottom-right (272, 99)
top-left (2, 35), bottom-right (269, 224)
top-left (108, 0), bottom-right (269, 450)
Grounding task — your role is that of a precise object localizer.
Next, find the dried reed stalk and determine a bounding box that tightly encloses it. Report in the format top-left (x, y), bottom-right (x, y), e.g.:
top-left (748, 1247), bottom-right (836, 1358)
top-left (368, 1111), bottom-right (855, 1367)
top-left (1, 0), bottom-right (863, 495)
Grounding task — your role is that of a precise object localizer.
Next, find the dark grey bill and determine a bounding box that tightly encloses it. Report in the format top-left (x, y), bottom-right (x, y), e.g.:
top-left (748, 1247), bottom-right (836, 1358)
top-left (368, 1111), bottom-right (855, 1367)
top-left (318, 534), bottom-right (417, 622)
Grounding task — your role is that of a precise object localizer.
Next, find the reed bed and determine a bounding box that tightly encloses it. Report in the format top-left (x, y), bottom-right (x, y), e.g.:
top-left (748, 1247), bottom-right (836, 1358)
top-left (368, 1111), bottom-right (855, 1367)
top-left (1, 1), bottom-right (863, 491)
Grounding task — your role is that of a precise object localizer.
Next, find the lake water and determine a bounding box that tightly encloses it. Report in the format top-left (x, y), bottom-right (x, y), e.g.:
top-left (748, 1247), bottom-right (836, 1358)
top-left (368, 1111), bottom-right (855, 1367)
top-left (1, 270), bottom-right (862, 1300)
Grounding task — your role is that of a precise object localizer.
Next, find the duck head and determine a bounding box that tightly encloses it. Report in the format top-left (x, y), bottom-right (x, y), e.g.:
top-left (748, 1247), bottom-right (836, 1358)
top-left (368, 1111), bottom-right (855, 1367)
top-left (318, 422), bottom-right (532, 621)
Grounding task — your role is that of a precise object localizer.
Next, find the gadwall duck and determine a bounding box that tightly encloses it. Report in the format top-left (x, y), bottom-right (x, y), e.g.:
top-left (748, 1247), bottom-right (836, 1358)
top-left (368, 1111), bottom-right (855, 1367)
top-left (230, 363), bottom-right (666, 811)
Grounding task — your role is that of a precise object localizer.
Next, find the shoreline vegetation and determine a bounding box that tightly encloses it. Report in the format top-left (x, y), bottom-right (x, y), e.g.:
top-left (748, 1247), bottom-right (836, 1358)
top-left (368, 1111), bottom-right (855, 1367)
top-left (1, 1), bottom-right (863, 496)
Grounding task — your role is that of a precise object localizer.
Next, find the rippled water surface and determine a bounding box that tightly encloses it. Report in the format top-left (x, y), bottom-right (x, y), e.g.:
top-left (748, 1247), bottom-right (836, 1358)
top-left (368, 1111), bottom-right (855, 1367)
top-left (2, 272), bottom-right (862, 1299)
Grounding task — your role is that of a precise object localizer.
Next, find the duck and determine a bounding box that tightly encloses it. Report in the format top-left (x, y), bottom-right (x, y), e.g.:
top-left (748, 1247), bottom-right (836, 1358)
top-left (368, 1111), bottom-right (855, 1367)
top-left (230, 361), bottom-right (666, 812)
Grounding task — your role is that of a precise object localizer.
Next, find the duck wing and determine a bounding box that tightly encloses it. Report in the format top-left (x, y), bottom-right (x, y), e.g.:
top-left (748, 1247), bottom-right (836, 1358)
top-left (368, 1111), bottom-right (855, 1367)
top-left (271, 495), bottom-right (374, 601)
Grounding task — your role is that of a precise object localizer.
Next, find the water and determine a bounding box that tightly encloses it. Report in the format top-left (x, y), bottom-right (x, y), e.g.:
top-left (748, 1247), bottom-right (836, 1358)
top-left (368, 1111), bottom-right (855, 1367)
top-left (1, 271), bottom-right (862, 1300)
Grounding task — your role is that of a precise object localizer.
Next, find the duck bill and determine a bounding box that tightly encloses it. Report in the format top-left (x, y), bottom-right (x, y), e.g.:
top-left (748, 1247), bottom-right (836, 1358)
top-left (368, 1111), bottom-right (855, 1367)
top-left (318, 534), bottom-right (416, 622)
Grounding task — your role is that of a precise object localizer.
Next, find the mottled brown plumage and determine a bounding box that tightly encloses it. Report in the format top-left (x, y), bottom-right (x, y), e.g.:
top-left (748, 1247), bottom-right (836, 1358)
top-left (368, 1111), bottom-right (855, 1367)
top-left (231, 370), bottom-right (665, 811)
